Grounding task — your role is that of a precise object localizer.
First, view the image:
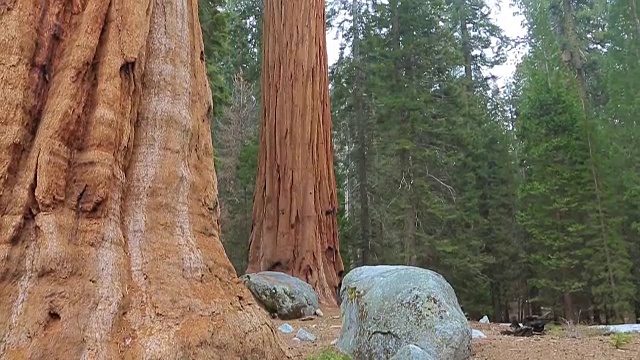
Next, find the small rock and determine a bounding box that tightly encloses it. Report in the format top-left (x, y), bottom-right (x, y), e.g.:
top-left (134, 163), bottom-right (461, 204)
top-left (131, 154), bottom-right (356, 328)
top-left (479, 315), bottom-right (489, 324)
top-left (295, 328), bottom-right (317, 342)
top-left (472, 329), bottom-right (486, 339)
top-left (315, 308), bottom-right (324, 317)
top-left (331, 339), bottom-right (338, 345)
top-left (278, 323), bottom-right (294, 334)
top-left (389, 344), bottom-right (436, 360)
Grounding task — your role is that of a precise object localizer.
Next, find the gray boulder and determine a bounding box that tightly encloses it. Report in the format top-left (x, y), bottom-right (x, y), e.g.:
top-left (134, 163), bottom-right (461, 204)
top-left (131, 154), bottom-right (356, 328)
top-left (336, 265), bottom-right (471, 360)
top-left (241, 271), bottom-right (319, 320)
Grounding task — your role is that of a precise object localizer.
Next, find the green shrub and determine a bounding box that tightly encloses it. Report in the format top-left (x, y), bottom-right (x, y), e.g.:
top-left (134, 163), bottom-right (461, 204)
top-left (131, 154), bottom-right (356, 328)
top-left (609, 332), bottom-right (633, 349)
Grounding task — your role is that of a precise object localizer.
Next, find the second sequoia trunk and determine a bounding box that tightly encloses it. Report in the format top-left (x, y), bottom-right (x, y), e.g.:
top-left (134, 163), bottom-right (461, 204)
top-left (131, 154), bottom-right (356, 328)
top-left (247, 0), bottom-right (344, 305)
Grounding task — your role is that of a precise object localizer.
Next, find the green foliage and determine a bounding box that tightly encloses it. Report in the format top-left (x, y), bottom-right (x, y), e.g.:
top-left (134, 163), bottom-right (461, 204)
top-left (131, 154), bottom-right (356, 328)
top-left (223, 0), bottom-right (263, 83)
top-left (328, 0), bottom-right (517, 319)
top-left (305, 348), bottom-right (351, 360)
top-left (213, 73), bottom-right (260, 273)
top-left (516, 59), bottom-right (594, 304)
top-left (601, 0), bottom-right (640, 319)
top-left (513, 0), bottom-right (637, 321)
top-left (199, 0), bottom-right (232, 117)
top-left (609, 332), bottom-right (634, 349)
top-left (334, 153), bottom-right (353, 271)
top-left (222, 138), bottom-right (259, 272)
top-left (199, 0), bottom-right (263, 273)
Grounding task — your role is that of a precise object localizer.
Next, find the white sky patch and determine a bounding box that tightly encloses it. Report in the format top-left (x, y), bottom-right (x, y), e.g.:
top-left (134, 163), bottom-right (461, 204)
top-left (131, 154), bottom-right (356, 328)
top-left (486, 0), bottom-right (528, 88)
top-left (326, 0), bottom-right (528, 87)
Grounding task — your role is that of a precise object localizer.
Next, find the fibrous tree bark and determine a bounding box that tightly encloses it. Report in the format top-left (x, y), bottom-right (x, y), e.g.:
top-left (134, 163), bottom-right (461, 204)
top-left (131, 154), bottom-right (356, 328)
top-left (247, 0), bottom-right (344, 305)
top-left (0, 1), bottom-right (288, 359)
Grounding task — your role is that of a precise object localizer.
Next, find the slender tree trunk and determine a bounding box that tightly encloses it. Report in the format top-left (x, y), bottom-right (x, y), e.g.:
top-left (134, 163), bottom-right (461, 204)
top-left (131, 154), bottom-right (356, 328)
top-left (630, 0), bottom-right (640, 38)
top-left (353, 0), bottom-right (371, 267)
top-left (491, 282), bottom-right (502, 322)
top-left (504, 298), bottom-right (510, 323)
top-left (247, 0), bottom-right (344, 305)
top-left (0, 1), bottom-right (288, 359)
top-left (593, 306), bottom-right (602, 325)
top-left (457, 0), bottom-right (473, 93)
top-left (604, 305), bottom-right (612, 325)
top-left (563, 292), bottom-right (575, 323)
top-left (561, 0), bottom-right (617, 310)
top-left (388, 0), bottom-right (417, 265)
top-left (404, 200), bottom-right (418, 266)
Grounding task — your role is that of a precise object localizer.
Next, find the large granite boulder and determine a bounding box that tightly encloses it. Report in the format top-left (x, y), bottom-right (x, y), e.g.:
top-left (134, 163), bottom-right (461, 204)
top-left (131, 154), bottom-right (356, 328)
top-left (336, 265), bottom-right (471, 360)
top-left (241, 271), bottom-right (319, 320)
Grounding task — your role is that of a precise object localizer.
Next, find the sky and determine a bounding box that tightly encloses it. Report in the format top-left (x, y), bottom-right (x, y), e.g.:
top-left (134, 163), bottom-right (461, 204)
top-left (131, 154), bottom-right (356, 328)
top-left (485, 1), bottom-right (528, 86)
top-left (326, 0), bottom-right (527, 88)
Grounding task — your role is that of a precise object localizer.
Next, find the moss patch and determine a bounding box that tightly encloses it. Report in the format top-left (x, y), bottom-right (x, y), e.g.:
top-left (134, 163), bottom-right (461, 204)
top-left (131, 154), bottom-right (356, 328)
top-left (305, 347), bottom-right (351, 360)
top-left (347, 287), bottom-right (358, 301)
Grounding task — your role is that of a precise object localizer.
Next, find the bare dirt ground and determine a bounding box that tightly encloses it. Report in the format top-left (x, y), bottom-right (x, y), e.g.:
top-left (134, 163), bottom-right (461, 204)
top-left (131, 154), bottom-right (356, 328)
top-left (274, 307), bottom-right (640, 359)
top-left (470, 322), bottom-right (640, 360)
top-left (275, 307), bottom-right (344, 358)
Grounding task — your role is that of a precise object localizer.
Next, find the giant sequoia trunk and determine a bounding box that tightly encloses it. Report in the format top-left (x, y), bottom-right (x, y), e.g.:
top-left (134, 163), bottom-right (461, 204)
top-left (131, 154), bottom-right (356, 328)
top-left (0, 1), bottom-right (288, 359)
top-left (247, 0), bottom-right (344, 305)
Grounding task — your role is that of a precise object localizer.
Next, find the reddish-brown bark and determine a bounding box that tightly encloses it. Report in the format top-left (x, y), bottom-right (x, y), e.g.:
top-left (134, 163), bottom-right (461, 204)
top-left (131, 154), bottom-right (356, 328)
top-left (246, 0), bottom-right (344, 305)
top-left (0, 1), bottom-right (288, 358)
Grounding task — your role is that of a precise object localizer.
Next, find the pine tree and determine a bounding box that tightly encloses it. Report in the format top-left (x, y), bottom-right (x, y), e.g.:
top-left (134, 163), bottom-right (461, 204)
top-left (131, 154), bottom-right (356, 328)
top-left (514, 0), bottom-right (635, 322)
top-left (329, 0), bottom-right (517, 319)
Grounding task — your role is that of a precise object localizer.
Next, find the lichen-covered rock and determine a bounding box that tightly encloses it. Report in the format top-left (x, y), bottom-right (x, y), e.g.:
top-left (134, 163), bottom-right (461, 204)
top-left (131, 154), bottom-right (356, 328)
top-left (389, 344), bottom-right (436, 360)
top-left (336, 265), bottom-right (471, 360)
top-left (241, 271), bottom-right (319, 320)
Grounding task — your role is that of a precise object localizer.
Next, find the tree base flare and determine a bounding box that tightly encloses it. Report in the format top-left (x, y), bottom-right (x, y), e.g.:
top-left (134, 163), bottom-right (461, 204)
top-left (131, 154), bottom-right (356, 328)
top-left (0, 0), bottom-right (289, 358)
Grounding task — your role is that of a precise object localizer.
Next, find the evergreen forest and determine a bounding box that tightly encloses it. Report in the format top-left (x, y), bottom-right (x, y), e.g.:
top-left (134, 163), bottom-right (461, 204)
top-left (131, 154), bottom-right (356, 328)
top-left (199, 0), bottom-right (640, 324)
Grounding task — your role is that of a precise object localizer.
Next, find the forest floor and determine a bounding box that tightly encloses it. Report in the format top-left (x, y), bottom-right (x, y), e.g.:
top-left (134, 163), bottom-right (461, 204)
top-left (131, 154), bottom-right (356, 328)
top-left (274, 307), bottom-right (640, 359)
